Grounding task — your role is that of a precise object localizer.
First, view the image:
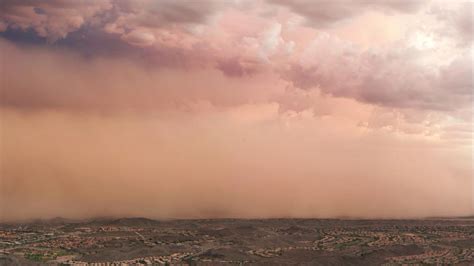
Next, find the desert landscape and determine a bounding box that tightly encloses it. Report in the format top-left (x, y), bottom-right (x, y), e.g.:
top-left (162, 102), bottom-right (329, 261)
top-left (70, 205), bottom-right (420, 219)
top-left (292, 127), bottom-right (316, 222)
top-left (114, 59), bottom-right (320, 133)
top-left (1, 217), bottom-right (473, 265)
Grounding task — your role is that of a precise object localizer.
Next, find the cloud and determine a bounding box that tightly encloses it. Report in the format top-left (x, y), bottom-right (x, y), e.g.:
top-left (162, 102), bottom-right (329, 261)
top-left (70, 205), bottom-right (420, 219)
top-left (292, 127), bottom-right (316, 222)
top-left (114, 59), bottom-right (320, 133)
top-left (216, 57), bottom-right (260, 77)
top-left (268, 0), bottom-right (424, 28)
top-left (120, 29), bottom-right (155, 47)
top-left (0, 0), bottom-right (113, 41)
top-left (0, 0), bottom-right (224, 43)
top-left (1, 37), bottom-right (466, 135)
top-left (429, 1), bottom-right (473, 46)
top-left (283, 33), bottom-right (473, 111)
top-left (112, 0), bottom-right (222, 27)
top-left (106, 0), bottom-right (225, 47)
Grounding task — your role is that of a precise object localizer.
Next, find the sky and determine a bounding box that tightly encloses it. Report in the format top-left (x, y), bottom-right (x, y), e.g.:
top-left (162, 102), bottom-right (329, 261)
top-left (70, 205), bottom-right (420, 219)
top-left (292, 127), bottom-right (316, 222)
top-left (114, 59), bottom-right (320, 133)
top-left (0, 0), bottom-right (473, 221)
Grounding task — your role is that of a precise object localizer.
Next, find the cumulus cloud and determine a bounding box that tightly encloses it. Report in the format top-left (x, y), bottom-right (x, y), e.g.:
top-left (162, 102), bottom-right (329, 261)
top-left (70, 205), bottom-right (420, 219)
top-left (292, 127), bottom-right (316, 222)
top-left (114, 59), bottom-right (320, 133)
top-left (268, 0), bottom-right (424, 27)
top-left (0, 0), bottom-right (113, 41)
top-left (283, 33), bottom-right (473, 111)
top-left (0, 0), bottom-right (224, 43)
top-left (106, 0), bottom-right (225, 47)
top-left (111, 0), bottom-right (222, 27)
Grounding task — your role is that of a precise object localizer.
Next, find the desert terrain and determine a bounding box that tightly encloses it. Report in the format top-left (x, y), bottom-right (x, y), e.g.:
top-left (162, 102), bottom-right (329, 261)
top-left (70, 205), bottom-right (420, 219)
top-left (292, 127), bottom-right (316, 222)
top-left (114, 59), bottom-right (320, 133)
top-left (0, 217), bottom-right (473, 265)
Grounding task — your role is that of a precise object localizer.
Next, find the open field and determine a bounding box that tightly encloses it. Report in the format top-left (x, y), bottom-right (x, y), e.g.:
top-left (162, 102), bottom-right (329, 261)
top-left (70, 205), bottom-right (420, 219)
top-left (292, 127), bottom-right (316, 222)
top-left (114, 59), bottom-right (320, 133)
top-left (1, 218), bottom-right (473, 265)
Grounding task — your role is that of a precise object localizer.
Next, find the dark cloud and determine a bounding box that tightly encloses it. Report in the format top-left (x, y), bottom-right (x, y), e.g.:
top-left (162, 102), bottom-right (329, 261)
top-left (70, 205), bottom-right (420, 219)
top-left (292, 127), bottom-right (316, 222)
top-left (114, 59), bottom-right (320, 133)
top-left (0, 0), bottom-right (113, 41)
top-left (0, 27), bottom-right (47, 44)
top-left (0, 0), bottom-right (223, 42)
top-left (0, 0), bottom-right (230, 72)
top-left (0, 0), bottom-right (471, 114)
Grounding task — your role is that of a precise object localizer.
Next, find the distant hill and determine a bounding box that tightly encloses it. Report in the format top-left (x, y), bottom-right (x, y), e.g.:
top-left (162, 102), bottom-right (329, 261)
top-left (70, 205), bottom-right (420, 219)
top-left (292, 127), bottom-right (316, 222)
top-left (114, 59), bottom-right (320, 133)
top-left (85, 217), bottom-right (161, 227)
